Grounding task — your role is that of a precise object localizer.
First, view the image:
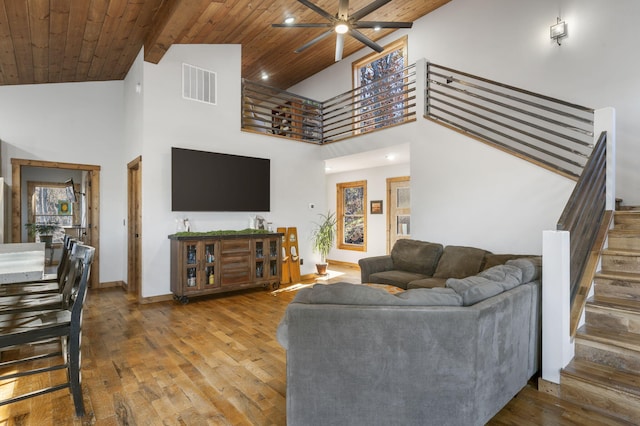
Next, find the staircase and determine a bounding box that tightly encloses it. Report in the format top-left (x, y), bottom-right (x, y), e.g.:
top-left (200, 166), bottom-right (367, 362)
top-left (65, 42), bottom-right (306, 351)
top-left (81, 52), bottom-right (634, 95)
top-left (560, 210), bottom-right (640, 422)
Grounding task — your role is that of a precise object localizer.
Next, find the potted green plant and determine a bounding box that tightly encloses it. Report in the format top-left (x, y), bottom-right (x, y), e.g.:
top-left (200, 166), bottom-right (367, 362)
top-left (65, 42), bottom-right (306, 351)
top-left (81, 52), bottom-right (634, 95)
top-left (311, 211), bottom-right (337, 276)
top-left (25, 222), bottom-right (61, 246)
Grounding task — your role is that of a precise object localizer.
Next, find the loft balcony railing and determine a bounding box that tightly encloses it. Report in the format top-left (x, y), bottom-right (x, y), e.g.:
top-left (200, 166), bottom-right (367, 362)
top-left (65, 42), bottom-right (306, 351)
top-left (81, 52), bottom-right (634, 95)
top-left (426, 62), bottom-right (595, 179)
top-left (241, 63), bottom-right (417, 144)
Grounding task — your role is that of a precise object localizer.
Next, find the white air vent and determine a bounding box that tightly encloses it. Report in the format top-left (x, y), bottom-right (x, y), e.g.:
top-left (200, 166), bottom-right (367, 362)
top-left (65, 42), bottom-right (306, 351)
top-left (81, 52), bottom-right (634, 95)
top-left (182, 63), bottom-right (217, 105)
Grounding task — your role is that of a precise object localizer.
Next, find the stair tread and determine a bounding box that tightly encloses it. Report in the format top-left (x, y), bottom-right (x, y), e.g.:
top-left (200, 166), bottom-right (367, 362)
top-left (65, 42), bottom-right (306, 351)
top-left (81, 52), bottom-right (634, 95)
top-left (595, 270), bottom-right (640, 282)
top-left (602, 248), bottom-right (640, 256)
top-left (577, 324), bottom-right (640, 352)
top-left (587, 296), bottom-right (640, 312)
top-left (610, 229), bottom-right (640, 236)
top-left (562, 359), bottom-right (640, 397)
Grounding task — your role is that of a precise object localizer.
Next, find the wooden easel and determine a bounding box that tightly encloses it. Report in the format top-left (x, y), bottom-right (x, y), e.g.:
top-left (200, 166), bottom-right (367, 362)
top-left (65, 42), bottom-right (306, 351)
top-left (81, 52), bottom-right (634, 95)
top-left (286, 227), bottom-right (301, 283)
top-left (277, 227), bottom-right (291, 285)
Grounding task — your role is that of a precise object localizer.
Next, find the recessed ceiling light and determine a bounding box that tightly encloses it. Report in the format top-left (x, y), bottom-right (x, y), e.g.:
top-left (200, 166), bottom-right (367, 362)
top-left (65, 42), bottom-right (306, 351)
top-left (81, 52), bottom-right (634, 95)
top-left (261, 73), bottom-right (269, 80)
top-left (385, 154), bottom-right (395, 160)
top-left (374, 25), bottom-right (381, 31)
top-left (284, 16), bottom-right (295, 24)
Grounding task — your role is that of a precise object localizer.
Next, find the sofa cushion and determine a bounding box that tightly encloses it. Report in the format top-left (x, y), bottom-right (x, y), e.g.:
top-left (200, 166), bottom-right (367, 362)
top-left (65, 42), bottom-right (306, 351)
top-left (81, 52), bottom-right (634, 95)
top-left (406, 277), bottom-right (447, 289)
top-left (391, 239), bottom-right (443, 276)
top-left (482, 253), bottom-right (534, 270)
top-left (506, 257), bottom-right (542, 283)
top-left (293, 282), bottom-right (463, 306)
top-left (369, 270), bottom-right (429, 290)
top-left (446, 263), bottom-right (525, 306)
top-left (433, 245), bottom-right (489, 279)
top-left (477, 264), bottom-right (522, 288)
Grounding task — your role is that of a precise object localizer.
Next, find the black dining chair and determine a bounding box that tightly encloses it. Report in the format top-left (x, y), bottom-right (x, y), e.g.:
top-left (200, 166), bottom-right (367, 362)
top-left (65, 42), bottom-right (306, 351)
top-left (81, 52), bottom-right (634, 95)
top-left (0, 235), bottom-right (76, 297)
top-left (0, 243), bottom-right (95, 417)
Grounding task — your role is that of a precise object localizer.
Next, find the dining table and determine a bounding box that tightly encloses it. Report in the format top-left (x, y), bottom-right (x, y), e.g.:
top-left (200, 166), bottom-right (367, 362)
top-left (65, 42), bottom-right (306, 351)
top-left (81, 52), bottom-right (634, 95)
top-left (0, 242), bottom-right (46, 284)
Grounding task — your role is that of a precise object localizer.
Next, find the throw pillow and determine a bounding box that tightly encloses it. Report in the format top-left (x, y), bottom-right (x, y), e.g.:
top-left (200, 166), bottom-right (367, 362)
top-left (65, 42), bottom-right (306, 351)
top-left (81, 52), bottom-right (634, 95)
top-left (433, 245), bottom-right (489, 279)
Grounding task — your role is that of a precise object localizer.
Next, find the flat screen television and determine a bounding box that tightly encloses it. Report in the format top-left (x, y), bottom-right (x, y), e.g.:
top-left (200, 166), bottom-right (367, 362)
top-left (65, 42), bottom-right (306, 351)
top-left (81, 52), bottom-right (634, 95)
top-left (171, 147), bottom-right (270, 212)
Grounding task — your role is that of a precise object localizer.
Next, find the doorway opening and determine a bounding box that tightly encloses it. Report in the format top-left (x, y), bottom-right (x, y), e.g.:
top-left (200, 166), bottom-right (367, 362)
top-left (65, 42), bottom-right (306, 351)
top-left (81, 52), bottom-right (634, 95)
top-left (11, 158), bottom-right (100, 288)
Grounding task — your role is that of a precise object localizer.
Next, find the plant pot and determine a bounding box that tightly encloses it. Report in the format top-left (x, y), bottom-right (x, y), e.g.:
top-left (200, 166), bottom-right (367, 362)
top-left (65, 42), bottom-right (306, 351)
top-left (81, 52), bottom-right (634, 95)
top-left (315, 263), bottom-right (328, 276)
top-left (38, 234), bottom-right (53, 248)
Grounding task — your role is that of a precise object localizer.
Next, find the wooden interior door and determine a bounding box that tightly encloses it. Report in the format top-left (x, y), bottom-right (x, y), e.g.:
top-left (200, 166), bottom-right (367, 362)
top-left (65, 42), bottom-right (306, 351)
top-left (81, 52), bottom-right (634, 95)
top-left (127, 156), bottom-right (142, 298)
top-left (387, 176), bottom-right (411, 253)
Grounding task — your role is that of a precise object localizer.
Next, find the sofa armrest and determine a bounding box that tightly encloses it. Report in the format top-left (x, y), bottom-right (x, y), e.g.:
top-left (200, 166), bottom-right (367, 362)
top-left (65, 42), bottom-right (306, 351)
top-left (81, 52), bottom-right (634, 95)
top-left (358, 255), bottom-right (394, 282)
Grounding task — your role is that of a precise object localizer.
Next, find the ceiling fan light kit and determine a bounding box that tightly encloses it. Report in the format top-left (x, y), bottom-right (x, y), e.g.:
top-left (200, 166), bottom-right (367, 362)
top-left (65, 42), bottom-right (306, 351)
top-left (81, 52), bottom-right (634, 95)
top-left (273, 0), bottom-right (413, 61)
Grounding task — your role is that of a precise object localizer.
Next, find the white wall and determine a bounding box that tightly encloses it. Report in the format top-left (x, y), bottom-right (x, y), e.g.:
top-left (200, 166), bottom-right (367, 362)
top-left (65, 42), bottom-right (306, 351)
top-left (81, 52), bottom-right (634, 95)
top-left (288, 0), bottom-right (640, 259)
top-left (291, 0), bottom-right (640, 206)
top-left (0, 81), bottom-right (125, 283)
top-left (138, 44), bottom-right (326, 297)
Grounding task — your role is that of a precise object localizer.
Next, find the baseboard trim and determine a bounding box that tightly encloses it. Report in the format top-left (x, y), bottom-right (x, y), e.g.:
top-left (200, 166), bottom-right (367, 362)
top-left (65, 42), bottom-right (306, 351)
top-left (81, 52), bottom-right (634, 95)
top-left (96, 280), bottom-right (124, 289)
top-left (139, 294), bottom-right (175, 304)
top-left (537, 377), bottom-right (560, 397)
top-left (327, 259), bottom-right (360, 269)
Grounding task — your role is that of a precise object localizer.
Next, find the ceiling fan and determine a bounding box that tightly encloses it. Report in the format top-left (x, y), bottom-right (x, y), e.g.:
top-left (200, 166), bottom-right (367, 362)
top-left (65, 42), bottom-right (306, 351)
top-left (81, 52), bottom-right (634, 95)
top-left (272, 0), bottom-right (413, 62)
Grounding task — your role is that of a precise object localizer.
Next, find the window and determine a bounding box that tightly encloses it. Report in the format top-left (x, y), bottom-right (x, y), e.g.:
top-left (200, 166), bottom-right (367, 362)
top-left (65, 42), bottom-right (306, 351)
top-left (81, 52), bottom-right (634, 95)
top-left (352, 36), bottom-right (408, 133)
top-left (27, 181), bottom-right (79, 243)
top-left (337, 180), bottom-right (367, 251)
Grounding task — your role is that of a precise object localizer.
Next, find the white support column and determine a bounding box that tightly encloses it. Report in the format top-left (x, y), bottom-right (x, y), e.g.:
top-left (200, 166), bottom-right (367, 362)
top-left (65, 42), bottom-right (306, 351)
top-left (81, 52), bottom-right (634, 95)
top-left (594, 107), bottom-right (616, 210)
top-left (542, 229), bottom-right (574, 384)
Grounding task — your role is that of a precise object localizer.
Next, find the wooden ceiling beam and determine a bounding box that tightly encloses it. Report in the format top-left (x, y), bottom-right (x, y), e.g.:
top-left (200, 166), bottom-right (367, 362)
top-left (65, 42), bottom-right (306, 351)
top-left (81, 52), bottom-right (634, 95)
top-left (143, 0), bottom-right (215, 64)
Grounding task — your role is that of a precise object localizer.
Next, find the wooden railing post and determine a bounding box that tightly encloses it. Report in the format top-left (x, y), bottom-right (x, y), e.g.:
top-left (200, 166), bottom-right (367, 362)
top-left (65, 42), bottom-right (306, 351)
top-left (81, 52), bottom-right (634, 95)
top-left (542, 230), bottom-right (575, 384)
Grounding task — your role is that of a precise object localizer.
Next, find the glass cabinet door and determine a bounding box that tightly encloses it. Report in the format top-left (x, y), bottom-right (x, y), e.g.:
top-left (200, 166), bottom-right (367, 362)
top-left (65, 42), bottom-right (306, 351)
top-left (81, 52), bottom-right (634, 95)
top-left (184, 242), bottom-right (199, 289)
top-left (255, 240), bottom-right (265, 279)
top-left (203, 241), bottom-right (217, 288)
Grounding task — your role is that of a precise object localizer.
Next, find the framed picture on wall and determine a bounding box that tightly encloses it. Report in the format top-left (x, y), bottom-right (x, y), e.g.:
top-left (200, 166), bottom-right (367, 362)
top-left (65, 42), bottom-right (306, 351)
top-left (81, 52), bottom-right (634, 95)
top-left (370, 200), bottom-right (383, 214)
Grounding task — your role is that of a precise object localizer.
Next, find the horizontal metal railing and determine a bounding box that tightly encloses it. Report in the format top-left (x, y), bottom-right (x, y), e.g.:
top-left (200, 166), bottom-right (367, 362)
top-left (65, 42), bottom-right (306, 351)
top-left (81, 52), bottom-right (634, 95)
top-left (241, 63), bottom-right (417, 144)
top-left (322, 63), bottom-right (417, 142)
top-left (426, 63), bottom-right (595, 178)
top-left (557, 131), bottom-right (607, 304)
top-left (242, 80), bottom-right (323, 143)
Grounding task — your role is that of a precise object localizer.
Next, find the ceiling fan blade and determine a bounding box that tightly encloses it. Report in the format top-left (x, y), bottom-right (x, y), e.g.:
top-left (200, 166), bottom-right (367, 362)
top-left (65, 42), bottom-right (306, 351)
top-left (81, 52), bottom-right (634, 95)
top-left (294, 29), bottom-right (334, 53)
top-left (297, 0), bottom-right (335, 21)
top-left (350, 0), bottom-right (391, 21)
top-left (338, 0), bottom-right (349, 20)
top-left (335, 33), bottom-right (345, 62)
top-left (272, 23), bottom-right (333, 28)
top-left (354, 21), bottom-right (413, 29)
top-left (349, 29), bottom-right (384, 53)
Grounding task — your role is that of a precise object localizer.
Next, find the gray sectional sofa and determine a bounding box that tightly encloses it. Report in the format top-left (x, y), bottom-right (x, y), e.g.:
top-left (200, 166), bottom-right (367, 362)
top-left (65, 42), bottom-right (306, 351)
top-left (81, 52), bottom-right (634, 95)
top-left (277, 257), bottom-right (542, 426)
top-left (359, 238), bottom-right (532, 289)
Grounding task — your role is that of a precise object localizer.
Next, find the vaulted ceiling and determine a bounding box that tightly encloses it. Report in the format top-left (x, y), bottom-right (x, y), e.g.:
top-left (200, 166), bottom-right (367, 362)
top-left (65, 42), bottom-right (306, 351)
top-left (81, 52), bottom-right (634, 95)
top-left (0, 0), bottom-right (450, 90)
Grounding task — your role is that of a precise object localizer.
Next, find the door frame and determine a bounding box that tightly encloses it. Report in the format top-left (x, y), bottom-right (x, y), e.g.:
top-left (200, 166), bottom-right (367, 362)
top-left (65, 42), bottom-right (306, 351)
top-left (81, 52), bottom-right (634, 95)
top-left (386, 176), bottom-right (410, 253)
top-left (11, 158), bottom-right (101, 288)
top-left (127, 156), bottom-right (142, 300)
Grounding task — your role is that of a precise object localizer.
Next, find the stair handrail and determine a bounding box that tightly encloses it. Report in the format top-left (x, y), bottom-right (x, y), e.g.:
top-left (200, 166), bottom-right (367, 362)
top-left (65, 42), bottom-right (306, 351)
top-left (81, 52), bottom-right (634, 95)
top-left (557, 131), bottom-right (608, 305)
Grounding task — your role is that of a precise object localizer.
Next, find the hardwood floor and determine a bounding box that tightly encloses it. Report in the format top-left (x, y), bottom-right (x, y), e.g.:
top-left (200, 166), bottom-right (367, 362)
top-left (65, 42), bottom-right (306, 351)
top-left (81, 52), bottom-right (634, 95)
top-left (0, 266), bottom-right (631, 425)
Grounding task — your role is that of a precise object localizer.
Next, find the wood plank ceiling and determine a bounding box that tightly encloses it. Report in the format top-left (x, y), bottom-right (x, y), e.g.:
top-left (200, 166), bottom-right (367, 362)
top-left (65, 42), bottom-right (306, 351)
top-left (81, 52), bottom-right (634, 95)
top-left (0, 0), bottom-right (450, 90)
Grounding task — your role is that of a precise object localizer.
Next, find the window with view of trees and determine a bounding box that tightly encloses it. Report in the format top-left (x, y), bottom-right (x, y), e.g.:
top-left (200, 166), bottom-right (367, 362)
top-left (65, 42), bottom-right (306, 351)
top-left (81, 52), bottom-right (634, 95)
top-left (27, 181), bottom-right (79, 243)
top-left (337, 180), bottom-right (367, 251)
top-left (352, 36), bottom-right (408, 133)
